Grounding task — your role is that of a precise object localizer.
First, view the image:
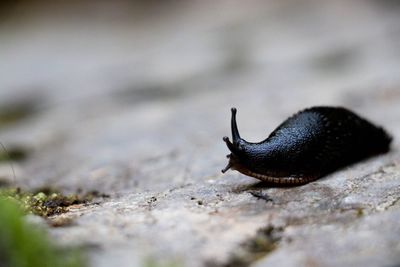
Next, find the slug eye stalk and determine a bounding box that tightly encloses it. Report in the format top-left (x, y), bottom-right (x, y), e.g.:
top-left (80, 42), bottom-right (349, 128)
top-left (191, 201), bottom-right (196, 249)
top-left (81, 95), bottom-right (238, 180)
top-left (230, 107), bottom-right (240, 144)
top-left (221, 107), bottom-right (243, 173)
top-left (222, 107), bottom-right (243, 154)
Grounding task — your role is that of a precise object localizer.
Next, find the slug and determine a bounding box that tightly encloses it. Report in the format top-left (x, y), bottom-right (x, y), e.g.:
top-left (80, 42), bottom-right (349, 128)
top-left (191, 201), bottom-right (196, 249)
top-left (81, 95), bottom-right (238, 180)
top-left (222, 107), bottom-right (392, 185)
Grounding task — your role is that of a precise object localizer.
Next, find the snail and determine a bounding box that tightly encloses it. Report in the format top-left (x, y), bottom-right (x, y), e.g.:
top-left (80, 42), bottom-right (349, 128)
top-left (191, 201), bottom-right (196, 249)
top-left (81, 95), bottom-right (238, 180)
top-left (222, 107), bottom-right (392, 185)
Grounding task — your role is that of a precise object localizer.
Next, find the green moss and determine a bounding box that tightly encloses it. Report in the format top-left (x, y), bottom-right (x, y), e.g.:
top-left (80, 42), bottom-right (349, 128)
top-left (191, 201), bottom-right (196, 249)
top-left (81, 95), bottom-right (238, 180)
top-left (144, 258), bottom-right (182, 267)
top-left (0, 188), bottom-right (90, 217)
top-left (356, 208), bottom-right (364, 218)
top-left (0, 146), bottom-right (29, 162)
top-left (216, 226), bottom-right (283, 267)
top-left (0, 101), bottom-right (37, 128)
top-left (0, 198), bottom-right (85, 267)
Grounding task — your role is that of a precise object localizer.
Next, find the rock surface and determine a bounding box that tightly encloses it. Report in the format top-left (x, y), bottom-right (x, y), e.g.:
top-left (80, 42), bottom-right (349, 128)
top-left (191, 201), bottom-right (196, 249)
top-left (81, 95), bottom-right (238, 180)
top-left (0, 1), bottom-right (400, 267)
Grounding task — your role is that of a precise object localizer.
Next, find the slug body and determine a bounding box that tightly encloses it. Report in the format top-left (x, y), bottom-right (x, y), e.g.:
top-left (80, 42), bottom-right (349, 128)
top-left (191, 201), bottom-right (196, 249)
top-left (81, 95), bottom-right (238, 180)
top-left (222, 107), bottom-right (392, 185)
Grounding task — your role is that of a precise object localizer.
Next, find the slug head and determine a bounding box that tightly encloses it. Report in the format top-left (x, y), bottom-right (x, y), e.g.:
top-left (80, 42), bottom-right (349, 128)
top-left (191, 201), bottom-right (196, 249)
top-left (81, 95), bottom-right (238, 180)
top-left (222, 108), bottom-right (251, 173)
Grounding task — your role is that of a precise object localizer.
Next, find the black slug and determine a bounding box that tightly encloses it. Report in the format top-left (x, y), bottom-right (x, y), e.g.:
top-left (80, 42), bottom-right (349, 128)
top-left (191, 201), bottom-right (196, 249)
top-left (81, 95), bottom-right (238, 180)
top-left (222, 106), bottom-right (392, 185)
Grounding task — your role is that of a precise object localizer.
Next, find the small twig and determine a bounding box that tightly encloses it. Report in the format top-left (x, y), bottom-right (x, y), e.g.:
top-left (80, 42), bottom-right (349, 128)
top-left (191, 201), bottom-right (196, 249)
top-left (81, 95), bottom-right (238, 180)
top-left (249, 191), bottom-right (273, 202)
top-left (0, 141), bottom-right (17, 185)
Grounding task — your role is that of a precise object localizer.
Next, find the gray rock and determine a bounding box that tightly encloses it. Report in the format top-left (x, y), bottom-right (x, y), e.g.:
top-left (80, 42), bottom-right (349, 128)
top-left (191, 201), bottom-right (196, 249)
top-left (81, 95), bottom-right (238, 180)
top-left (0, 1), bottom-right (399, 266)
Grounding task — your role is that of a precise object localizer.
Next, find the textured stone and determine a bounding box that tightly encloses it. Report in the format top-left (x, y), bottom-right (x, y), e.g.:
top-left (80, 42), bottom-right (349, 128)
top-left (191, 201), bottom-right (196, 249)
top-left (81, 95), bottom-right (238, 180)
top-left (0, 1), bottom-right (400, 267)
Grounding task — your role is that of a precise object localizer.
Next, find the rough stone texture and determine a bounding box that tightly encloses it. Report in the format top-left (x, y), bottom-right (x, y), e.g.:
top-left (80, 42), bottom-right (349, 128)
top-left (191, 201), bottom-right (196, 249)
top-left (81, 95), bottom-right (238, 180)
top-left (0, 1), bottom-right (400, 267)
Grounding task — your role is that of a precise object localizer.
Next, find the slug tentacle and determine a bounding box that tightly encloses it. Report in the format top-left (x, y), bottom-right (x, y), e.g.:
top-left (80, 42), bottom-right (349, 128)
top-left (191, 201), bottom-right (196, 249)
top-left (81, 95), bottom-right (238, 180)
top-left (221, 106), bottom-right (392, 186)
top-left (221, 161), bottom-right (232, 173)
top-left (231, 107), bottom-right (241, 144)
top-left (223, 136), bottom-right (236, 154)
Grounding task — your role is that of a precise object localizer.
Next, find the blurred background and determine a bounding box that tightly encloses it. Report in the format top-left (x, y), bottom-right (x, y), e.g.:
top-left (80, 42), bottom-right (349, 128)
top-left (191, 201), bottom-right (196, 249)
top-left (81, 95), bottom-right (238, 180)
top-left (0, 0), bottom-right (400, 191)
top-left (1, 1), bottom-right (400, 267)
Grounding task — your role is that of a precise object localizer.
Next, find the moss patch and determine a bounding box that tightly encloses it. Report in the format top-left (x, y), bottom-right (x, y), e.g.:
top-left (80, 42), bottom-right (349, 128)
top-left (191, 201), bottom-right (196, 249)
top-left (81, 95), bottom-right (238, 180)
top-left (0, 100), bottom-right (38, 128)
top-left (144, 258), bottom-right (183, 267)
top-left (0, 188), bottom-right (92, 217)
top-left (211, 226), bottom-right (283, 267)
top-left (0, 198), bottom-right (85, 267)
top-left (0, 145), bottom-right (29, 162)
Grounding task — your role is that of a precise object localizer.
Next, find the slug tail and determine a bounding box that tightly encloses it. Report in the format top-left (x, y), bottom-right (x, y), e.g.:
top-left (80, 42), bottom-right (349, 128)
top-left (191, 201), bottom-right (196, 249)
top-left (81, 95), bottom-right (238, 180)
top-left (231, 107), bottom-right (241, 143)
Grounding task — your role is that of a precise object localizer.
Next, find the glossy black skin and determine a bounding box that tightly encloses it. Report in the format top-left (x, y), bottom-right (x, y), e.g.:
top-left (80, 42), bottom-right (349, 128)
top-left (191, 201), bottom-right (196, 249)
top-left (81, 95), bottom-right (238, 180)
top-left (222, 107), bottom-right (392, 184)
